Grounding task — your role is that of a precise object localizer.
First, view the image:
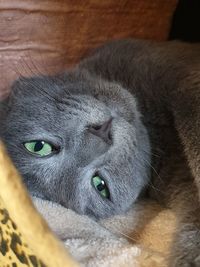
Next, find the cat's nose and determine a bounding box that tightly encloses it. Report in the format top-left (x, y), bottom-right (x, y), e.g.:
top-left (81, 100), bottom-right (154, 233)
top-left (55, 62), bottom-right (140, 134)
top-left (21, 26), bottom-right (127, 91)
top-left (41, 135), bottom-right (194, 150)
top-left (89, 118), bottom-right (113, 144)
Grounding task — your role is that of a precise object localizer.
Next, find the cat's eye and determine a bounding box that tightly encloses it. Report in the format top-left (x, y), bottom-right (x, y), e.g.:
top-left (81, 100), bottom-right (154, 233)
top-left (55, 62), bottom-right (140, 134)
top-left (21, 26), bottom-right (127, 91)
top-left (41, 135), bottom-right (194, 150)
top-left (92, 175), bottom-right (110, 199)
top-left (23, 140), bottom-right (56, 157)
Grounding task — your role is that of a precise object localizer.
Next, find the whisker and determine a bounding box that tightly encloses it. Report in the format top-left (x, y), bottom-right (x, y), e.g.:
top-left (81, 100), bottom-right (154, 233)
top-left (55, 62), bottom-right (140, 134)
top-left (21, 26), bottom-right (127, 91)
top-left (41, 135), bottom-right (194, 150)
top-left (17, 58), bottom-right (33, 77)
top-left (66, 96), bottom-right (82, 104)
top-left (21, 78), bottom-right (58, 103)
top-left (21, 56), bottom-right (38, 77)
top-left (142, 157), bottom-right (163, 183)
top-left (60, 84), bottom-right (72, 97)
top-left (106, 227), bottom-right (137, 243)
top-left (25, 23), bottom-right (47, 77)
top-left (28, 49), bottom-right (48, 76)
top-left (141, 148), bottom-right (161, 158)
top-left (147, 180), bottom-right (164, 194)
top-left (9, 62), bottom-right (24, 78)
top-left (135, 159), bottom-right (164, 194)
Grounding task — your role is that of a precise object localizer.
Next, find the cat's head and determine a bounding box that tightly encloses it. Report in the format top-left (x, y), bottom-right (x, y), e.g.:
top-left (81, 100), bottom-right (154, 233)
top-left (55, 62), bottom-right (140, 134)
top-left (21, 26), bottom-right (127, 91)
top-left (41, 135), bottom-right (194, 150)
top-left (0, 71), bottom-right (151, 219)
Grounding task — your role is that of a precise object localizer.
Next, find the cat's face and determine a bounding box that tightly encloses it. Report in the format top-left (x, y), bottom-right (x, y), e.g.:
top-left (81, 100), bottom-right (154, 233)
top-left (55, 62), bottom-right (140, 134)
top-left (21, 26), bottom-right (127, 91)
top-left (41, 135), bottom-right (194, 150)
top-left (0, 72), bottom-right (151, 218)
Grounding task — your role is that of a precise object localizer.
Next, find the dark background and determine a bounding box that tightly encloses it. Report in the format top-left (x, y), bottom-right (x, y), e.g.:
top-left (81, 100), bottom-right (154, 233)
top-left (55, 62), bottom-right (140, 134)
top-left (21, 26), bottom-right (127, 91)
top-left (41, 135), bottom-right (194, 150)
top-left (169, 0), bottom-right (200, 42)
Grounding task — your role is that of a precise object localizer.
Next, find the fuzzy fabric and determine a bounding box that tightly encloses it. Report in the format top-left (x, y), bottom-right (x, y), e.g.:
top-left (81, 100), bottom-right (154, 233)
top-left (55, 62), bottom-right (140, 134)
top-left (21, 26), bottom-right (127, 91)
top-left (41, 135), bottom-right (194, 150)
top-left (33, 197), bottom-right (176, 267)
top-left (33, 197), bottom-right (140, 267)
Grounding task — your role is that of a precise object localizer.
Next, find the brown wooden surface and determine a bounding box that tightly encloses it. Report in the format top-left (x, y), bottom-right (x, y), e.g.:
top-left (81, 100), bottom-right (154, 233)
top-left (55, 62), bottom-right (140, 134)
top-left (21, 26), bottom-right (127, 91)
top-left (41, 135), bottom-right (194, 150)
top-left (0, 0), bottom-right (178, 98)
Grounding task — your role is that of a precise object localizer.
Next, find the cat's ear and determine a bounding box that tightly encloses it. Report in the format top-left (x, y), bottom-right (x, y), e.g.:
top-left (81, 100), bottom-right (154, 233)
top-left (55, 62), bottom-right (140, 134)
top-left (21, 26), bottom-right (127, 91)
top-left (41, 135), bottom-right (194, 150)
top-left (2, 76), bottom-right (27, 103)
top-left (0, 95), bottom-right (10, 121)
top-left (0, 77), bottom-right (24, 118)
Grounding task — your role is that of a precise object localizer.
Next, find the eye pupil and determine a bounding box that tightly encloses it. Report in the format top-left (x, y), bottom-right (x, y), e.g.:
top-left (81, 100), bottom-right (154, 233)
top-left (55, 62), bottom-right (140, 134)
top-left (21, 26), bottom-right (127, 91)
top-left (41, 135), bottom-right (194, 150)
top-left (97, 181), bottom-right (106, 191)
top-left (34, 141), bottom-right (44, 152)
top-left (92, 176), bottom-right (110, 199)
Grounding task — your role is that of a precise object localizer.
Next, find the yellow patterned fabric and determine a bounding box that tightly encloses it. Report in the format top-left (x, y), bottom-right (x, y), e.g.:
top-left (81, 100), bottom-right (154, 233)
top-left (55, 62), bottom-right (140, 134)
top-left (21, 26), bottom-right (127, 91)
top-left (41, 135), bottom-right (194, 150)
top-left (0, 143), bottom-right (78, 267)
top-left (0, 196), bottom-right (46, 267)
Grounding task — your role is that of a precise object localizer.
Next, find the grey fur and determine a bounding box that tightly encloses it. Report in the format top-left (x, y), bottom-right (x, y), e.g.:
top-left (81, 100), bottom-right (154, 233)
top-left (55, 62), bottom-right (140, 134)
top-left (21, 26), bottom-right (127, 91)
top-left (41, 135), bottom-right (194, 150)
top-left (0, 69), bottom-right (150, 219)
top-left (1, 39), bottom-right (200, 265)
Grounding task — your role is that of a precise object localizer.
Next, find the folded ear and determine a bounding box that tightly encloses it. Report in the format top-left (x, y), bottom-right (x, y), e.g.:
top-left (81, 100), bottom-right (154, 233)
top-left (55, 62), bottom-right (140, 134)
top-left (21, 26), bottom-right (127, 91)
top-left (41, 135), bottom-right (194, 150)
top-left (0, 95), bottom-right (9, 120)
top-left (0, 77), bottom-right (23, 131)
top-left (0, 76), bottom-right (26, 115)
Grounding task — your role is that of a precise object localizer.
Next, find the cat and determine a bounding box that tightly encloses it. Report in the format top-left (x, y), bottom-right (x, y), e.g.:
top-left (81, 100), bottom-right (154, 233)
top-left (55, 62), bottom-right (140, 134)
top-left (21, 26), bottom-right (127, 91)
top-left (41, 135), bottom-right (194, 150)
top-left (0, 38), bottom-right (200, 266)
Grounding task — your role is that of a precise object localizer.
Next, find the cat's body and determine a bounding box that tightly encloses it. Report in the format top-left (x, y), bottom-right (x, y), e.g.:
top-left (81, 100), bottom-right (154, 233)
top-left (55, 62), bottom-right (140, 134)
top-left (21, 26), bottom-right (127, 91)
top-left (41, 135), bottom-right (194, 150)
top-left (1, 39), bottom-right (200, 266)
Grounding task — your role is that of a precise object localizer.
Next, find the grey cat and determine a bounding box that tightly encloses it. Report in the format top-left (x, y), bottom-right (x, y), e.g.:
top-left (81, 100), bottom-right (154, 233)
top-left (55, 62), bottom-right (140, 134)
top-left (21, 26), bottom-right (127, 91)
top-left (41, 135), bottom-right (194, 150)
top-left (1, 39), bottom-right (200, 266)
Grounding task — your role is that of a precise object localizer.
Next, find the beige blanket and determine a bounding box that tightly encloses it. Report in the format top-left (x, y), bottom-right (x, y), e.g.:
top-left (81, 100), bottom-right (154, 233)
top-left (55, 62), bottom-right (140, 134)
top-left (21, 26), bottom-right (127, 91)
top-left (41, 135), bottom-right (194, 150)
top-left (33, 197), bottom-right (177, 267)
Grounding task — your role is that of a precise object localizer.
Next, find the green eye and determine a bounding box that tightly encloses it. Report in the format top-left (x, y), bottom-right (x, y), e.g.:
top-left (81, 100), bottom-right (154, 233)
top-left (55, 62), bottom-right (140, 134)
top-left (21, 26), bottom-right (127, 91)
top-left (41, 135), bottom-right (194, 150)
top-left (24, 141), bottom-right (54, 157)
top-left (92, 175), bottom-right (110, 199)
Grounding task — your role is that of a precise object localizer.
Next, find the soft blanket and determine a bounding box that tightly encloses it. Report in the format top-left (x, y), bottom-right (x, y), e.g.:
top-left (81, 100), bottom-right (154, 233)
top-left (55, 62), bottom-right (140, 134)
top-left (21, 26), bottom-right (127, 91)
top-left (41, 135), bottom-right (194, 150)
top-left (0, 142), bottom-right (176, 267)
top-left (33, 197), bottom-right (177, 267)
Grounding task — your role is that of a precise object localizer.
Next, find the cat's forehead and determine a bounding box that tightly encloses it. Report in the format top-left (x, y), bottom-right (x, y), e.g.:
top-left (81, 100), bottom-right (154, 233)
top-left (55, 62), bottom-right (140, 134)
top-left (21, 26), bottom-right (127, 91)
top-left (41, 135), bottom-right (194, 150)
top-left (4, 73), bottom-right (138, 129)
top-left (5, 76), bottom-right (112, 131)
top-left (8, 75), bottom-right (89, 109)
